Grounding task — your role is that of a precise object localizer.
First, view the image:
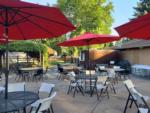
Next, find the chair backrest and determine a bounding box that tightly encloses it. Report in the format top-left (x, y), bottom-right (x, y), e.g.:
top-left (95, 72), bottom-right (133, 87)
top-left (86, 70), bottom-right (95, 75)
top-left (113, 66), bottom-right (120, 69)
top-left (8, 82), bottom-right (25, 92)
top-left (99, 66), bottom-right (105, 70)
top-left (123, 79), bottom-right (135, 89)
top-left (98, 76), bottom-right (108, 84)
top-left (110, 61), bottom-right (115, 65)
top-left (69, 71), bottom-right (76, 77)
top-left (58, 67), bottom-right (64, 73)
top-left (131, 89), bottom-right (149, 109)
top-left (107, 69), bottom-right (115, 78)
top-left (37, 92), bottom-right (57, 112)
top-left (37, 69), bottom-right (43, 75)
top-left (39, 83), bottom-right (55, 97)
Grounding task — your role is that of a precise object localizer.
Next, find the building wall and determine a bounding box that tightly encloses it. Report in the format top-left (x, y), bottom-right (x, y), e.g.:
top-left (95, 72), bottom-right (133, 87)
top-left (80, 49), bottom-right (121, 69)
top-left (120, 48), bottom-right (150, 65)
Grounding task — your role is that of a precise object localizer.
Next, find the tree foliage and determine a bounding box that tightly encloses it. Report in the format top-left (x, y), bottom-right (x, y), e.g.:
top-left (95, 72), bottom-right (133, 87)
top-left (58, 0), bottom-right (113, 34)
top-left (133, 0), bottom-right (150, 18)
top-left (0, 41), bottom-right (49, 67)
top-left (57, 0), bottom-right (114, 55)
top-left (0, 41), bottom-right (47, 52)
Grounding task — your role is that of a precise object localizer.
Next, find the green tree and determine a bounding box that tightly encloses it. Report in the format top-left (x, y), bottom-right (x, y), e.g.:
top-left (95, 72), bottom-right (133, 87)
top-left (46, 35), bottom-right (66, 55)
top-left (57, 0), bottom-right (114, 55)
top-left (133, 0), bottom-right (150, 18)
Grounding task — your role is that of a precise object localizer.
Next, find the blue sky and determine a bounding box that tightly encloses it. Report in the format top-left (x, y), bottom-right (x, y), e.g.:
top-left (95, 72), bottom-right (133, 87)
top-left (23, 0), bottom-right (139, 34)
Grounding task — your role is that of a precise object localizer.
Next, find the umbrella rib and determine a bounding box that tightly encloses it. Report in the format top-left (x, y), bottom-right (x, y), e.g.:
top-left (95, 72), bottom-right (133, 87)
top-left (17, 9), bottom-right (75, 29)
top-left (9, 8), bottom-right (20, 24)
top-left (9, 14), bottom-right (32, 26)
top-left (0, 5), bottom-right (41, 9)
top-left (0, 9), bottom-right (5, 24)
top-left (14, 19), bottom-right (26, 40)
top-left (15, 12), bottom-right (56, 37)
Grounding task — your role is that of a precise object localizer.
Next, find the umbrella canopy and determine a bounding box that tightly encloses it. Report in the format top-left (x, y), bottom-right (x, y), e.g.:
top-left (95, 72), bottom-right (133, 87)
top-left (58, 32), bottom-right (119, 46)
top-left (0, 0), bottom-right (75, 99)
top-left (58, 32), bottom-right (120, 96)
top-left (115, 12), bottom-right (150, 39)
top-left (0, 0), bottom-right (75, 40)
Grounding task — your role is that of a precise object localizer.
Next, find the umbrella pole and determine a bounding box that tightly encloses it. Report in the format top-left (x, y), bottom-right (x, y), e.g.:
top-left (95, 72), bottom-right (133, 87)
top-left (4, 8), bottom-right (9, 99)
top-left (87, 41), bottom-right (92, 96)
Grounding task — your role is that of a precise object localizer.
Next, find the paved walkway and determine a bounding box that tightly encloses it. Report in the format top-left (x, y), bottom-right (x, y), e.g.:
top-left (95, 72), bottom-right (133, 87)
top-left (0, 66), bottom-right (150, 113)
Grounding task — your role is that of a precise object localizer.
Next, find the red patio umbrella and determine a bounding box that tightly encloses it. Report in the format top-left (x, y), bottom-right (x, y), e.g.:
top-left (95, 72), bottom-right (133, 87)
top-left (0, 0), bottom-right (75, 99)
top-left (58, 32), bottom-right (119, 46)
top-left (115, 12), bottom-right (150, 39)
top-left (58, 32), bottom-right (120, 95)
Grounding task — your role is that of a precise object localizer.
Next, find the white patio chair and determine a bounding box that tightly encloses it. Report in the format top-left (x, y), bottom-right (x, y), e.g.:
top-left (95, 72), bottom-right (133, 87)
top-left (31, 83), bottom-right (55, 108)
top-left (38, 83), bottom-right (55, 97)
top-left (131, 90), bottom-right (150, 113)
top-left (67, 72), bottom-right (84, 97)
top-left (123, 79), bottom-right (149, 113)
top-left (30, 92), bottom-right (57, 113)
top-left (8, 82), bottom-right (25, 92)
top-left (113, 66), bottom-right (120, 69)
top-left (91, 76), bottom-right (109, 100)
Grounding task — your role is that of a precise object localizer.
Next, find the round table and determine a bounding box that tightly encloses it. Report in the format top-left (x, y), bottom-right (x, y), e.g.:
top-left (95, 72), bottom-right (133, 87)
top-left (0, 91), bottom-right (39, 113)
top-left (20, 67), bottom-right (42, 71)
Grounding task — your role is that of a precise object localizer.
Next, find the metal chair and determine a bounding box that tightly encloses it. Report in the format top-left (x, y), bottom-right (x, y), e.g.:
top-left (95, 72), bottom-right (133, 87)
top-left (33, 69), bottom-right (44, 81)
top-left (15, 69), bottom-right (30, 82)
top-left (57, 65), bottom-right (68, 80)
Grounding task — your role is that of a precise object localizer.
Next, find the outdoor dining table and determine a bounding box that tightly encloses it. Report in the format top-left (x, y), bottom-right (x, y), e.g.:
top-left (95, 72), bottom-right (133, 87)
top-left (20, 67), bottom-right (42, 72)
top-left (20, 67), bottom-right (42, 76)
top-left (0, 91), bottom-right (39, 113)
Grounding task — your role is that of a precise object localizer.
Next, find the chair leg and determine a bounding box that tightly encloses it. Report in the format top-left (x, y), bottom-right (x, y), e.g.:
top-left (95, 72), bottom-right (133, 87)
top-left (91, 86), bottom-right (95, 97)
top-left (124, 94), bottom-right (130, 113)
top-left (23, 107), bottom-right (26, 113)
top-left (67, 85), bottom-right (71, 94)
top-left (50, 104), bottom-right (54, 113)
top-left (105, 87), bottom-right (109, 99)
top-left (48, 108), bottom-right (51, 113)
top-left (95, 88), bottom-right (99, 100)
top-left (112, 84), bottom-right (116, 94)
top-left (73, 86), bottom-right (77, 97)
top-left (78, 86), bottom-right (84, 96)
top-left (129, 100), bottom-right (134, 108)
top-left (29, 107), bottom-right (33, 113)
top-left (99, 89), bottom-right (104, 97)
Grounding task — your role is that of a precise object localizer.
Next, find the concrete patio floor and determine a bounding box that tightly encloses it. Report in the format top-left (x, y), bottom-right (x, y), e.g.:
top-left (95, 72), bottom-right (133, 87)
top-left (0, 67), bottom-right (150, 113)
